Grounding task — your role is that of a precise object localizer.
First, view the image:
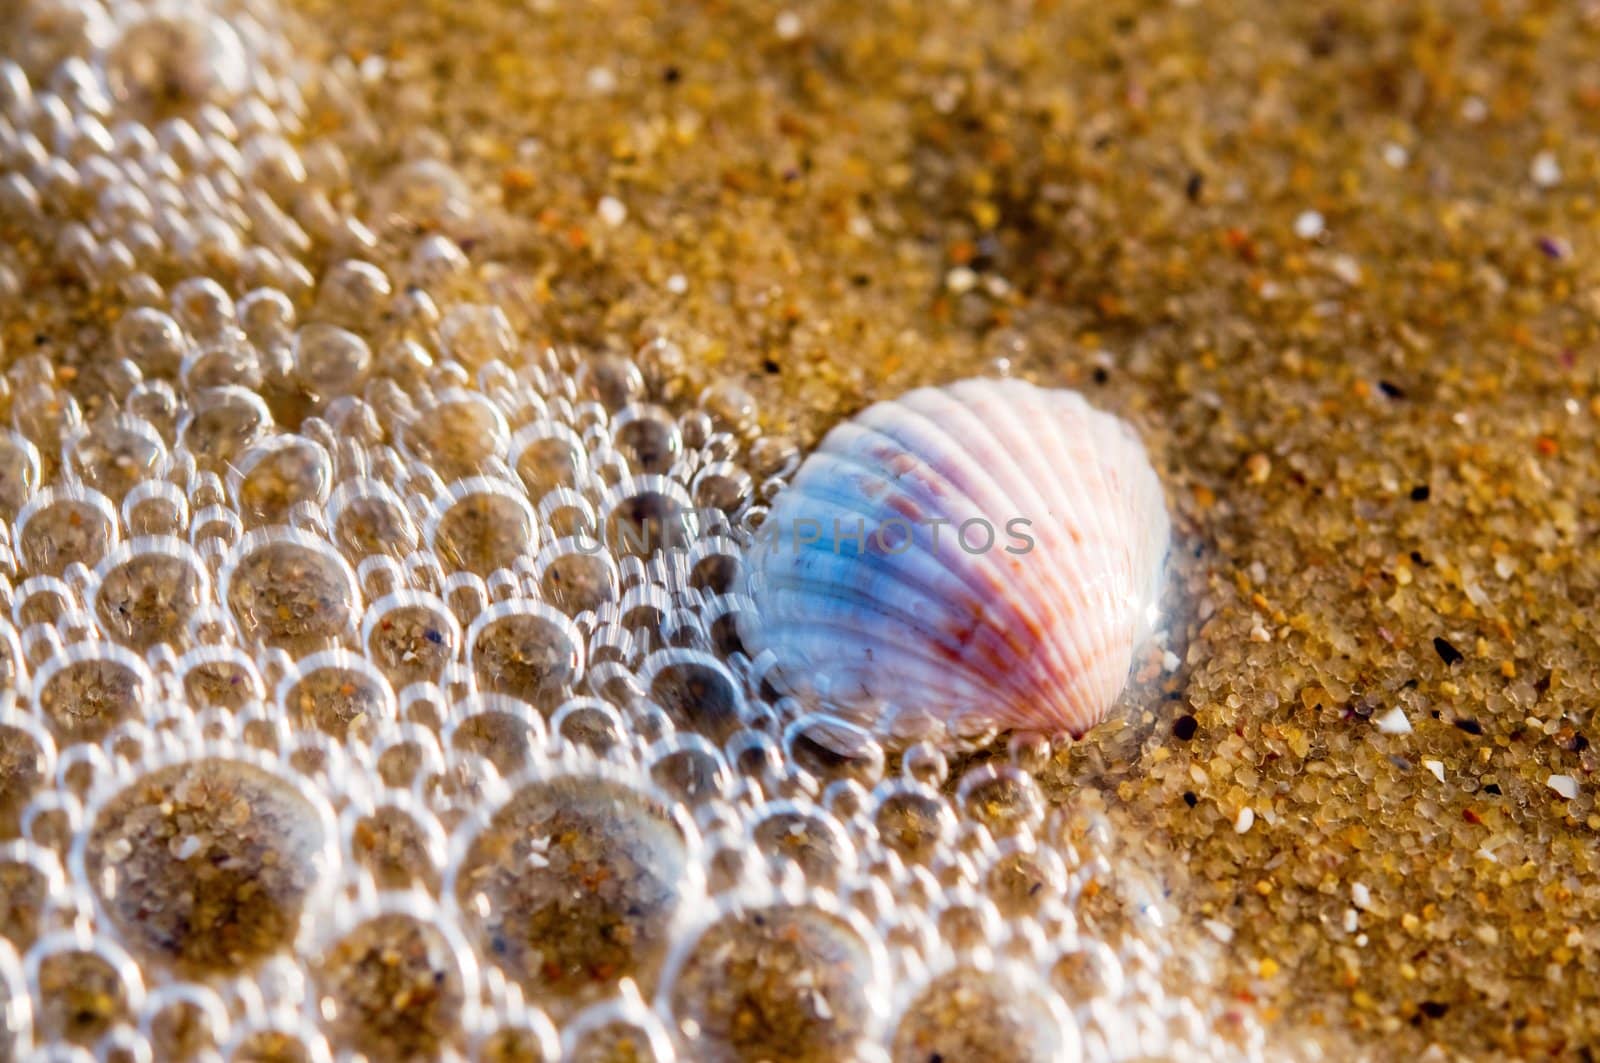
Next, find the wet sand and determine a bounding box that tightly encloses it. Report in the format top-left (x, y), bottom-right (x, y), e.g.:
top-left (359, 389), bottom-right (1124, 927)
top-left (7, 0), bottom-right (1600, 1057)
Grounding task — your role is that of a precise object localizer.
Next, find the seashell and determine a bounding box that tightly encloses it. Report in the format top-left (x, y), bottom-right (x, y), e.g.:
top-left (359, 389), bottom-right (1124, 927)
top-left (740, 377), bottom-right (1169, 745)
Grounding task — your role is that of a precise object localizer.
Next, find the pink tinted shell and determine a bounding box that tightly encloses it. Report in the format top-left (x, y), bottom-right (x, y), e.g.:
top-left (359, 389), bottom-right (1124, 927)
top-left (741, 378), bottom-right (1169, 745)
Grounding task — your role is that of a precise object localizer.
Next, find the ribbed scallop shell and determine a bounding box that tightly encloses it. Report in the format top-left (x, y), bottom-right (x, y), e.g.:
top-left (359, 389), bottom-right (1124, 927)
top-left (741, 377), bottom-right (1169, 744)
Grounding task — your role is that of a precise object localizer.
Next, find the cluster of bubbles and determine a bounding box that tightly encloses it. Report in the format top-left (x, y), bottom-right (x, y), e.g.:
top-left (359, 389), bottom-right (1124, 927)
top-left (0, 1), bottom-right (1270, 1060)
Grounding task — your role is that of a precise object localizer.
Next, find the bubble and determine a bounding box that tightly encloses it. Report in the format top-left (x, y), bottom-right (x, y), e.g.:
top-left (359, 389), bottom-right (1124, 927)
top-left (466, 599), bottom-right (582, 711)
top-left (0, 945), bottom-right (23, 1061)
top-left (871, 782), bottom-right (955, 865)
top-left (237, 286), bottom-right (297, 352)
top-left (727, 731), bottom-right (790, 799)
top-left (438, 304), bottom-right (515, 370)
top-left (349, 806), bottom-right (440, 894)
top-left (34, 642), bottom-right (153, 742)
top-left (170, 277), bottom-right (240, 346)
top-left (551, 698), bottom-right (625, 759)
top-left (932, 895), bottom-right (1002, 952)
top-left (955, 764), bottom-right (1044, 838)
top-left (691, 461), bottom-right (753, 516)
top-left (126, 379), bottom-right (181, 443)
top-left (538, 487), bottom-right (600, 543)
top-left (227, 1027), bottom-right (323, 1063)
top-left (13, 576), bottom-right (75, 633)
top-left (223, 529), bottom-right (359, 654)
top-left (445, 695), bottom-right (546, 776)
top-left (639, 649), bottom-right (747, 742)
top-left (477, 1021), bottom-right (557, 1063)
top-left (783, 714), bottom-right (885, 787)
top-left (407, 233), bottom-right (469, 287)
top-left (326, 396), bottom-right (383, 451)
top-left (564, 1017), bottom-right (671, 1063)
top-left (312, 911), bottom-right (468, 1061)
top-left (61, 414), bottom-right (166, 499)
top-left (511, 421), bottom-right (587, 499)
top-left (429, 477), bottom-right (539, 578)
top-left (92, 537), bottom-right (208, 652)
top-left (0, 854), bottom-right (48, 950)
top-left (228, 435), bottom-right (332, 525)
top-left (361, 589), bottom-right (459, 690)
top-left (374, 157), bottom-right (474, 231)
top-left (1006, 731), bottom-right (1052, 775)
top-left (0, 722), bottom-right (48, 840)
top-left (533, 541), bottom-right (618, 616)
top-left (400, 389), bottom-right (508, 482)
top-left (312, 259), bottom-right (391, 332)
top-left (685, 539), bottom-right (741, 597)
top-left (900, 741), bottom-right (949, 787)
top-left (0, 625), bottom-right (22, 692)
top-left (181, 340), bottom-right (264, 392)
top-left (891, 964), bottom-right (1078, 1063)
top-left (177, 386), bottom-right (273, 469)
top-left (15, 485), bottom-right (118, 576)
top-left (602, 475), bottom-right (697, 559)
top-left (77, 756), bottom-right (334, 976)
top-left (0, 431), bottom-right (38, 529)
top-left (985, 844), bottom-right (1065, 920)
top-left (749, 804), bottom-right (854, 886)
top-left (104, 10), bottom-right (248, 113)
top-left (745, 435), bottom-right (799, 480)
top-left (33, 944), bottom-right (132, 1046)
top-left (278, 650), bottom-right (395, 741)
top-left (574, 356), bottom-right (644, 413)
top-left (665, 900), bottom-right (881, 1063)
top-left (328, 478), bottom-right (418, 560)
top-left (697, 381), bottom-right (758, 435)
top-left (146, 989), bottom-right (225, 1062)
top-left (114, 307), bottom-right (187, 377)
top-left (451, 772), bottom-right (696, 1016)
top-left (647, 736), bottom-right (729, 806)
top-left (363, 345), bottom-right (428, 409)
top-left (1049, 942), bottom-right (1125, 1001)
top-left (683, 600), bottom-right (740, 662)
top-left (376, 739), bottom-right (428, 791)
top-left (178, 645), bottom-right (265, 712)
top-left (291, 323), bottom-right (370, 400)
top-left (10, 380), bottom-right (81, 455)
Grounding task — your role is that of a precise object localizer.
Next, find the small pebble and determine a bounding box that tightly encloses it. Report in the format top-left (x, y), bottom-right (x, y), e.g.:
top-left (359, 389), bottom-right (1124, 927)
top-left (1531, 151), bottom-right (1562, 189)
top-left (945, 266), bottom-right (978, 294)
top-left (597, 196), bottom-right (628, 227)
top-left (1328, 254), bottom-right (1363, 286)
top-left (1375, 707), bottom-right (1412, 735)
top-left (1548, 774), bottom-right (1580, 800)
top-left (1293, 211), bottom-right (1325, 240)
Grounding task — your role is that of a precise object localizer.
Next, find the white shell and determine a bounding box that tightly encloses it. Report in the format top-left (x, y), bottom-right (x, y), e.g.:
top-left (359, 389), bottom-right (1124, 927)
top-left (741, 377), bottom-right (1169, 744)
